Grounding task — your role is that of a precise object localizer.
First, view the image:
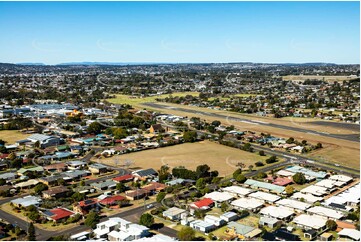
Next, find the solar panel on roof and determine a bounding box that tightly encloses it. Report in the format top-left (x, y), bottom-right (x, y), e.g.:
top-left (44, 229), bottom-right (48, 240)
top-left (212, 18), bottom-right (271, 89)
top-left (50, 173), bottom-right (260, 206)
top-left (43, 211), bottom-right (55, 217)
top-left (329, 202), bottom-right (347, 210)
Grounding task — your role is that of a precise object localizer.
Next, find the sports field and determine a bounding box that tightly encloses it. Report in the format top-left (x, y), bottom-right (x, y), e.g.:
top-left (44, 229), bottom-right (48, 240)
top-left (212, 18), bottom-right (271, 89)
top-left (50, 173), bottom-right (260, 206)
top-left (0, 130), bottom-right (29, 144)
top-left (94, 141), bottom-right (273, 176)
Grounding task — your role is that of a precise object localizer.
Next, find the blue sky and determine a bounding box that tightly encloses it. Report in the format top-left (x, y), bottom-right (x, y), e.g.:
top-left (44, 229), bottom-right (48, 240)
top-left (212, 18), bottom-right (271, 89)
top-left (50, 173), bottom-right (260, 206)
top-left (0, 1), bottom-right (359, 64)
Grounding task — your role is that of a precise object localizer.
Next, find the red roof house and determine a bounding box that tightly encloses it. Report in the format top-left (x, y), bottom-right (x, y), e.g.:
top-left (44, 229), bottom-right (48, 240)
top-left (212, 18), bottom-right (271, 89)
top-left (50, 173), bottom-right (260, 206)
top-left (190, 198), bottom-right (214, 210)
top-left (45, 208), bottom-right (75, 222)
top-left (99, 195), bottom-right (126, 206)
top-left (112, 174), bottom-right (134, 183)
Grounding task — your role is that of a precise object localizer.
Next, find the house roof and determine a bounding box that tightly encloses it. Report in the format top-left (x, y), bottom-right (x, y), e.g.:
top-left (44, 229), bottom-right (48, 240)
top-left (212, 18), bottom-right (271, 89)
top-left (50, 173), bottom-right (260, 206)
top-left (245, 179), bottom-right (285, 194)
top-left (192, 198), bottom-right (214, 209)
top-left (276, 198), bottom-right (311, 211)
top-left (163, 207), bottom-right (186, 216)
top-left (79, 199), bottom-right (98, 207)
top-left (222, 185), bottom-right (253, 196)
top-left (142, 182), bottom-right (166, 192)
top-left (151, 124), bottom-right (163, 131)
top-left (293, 214), bottom-right (327, 230)
top-left (259, 206), bottom-right (294, 219)
top-left (227, 221), bottom-right (255, 236)
top-left (231, 197), bottom-right (264, 210)
top-left (42, 186), bottom-right (69, 196)
top-left (307, 206), bottom-right (344, 220)
top-left (11, 195), bottom-right (41, 207)
top-left (27, 134), bottom-right (52, 142)
top-left (112, 174), bottom-right (134, 182)
top-left (132, 168), bottom-right (157, 177)
top-left (47, 208), bottom-right (74, 221)
top-left (248, 191), bottom-right (281, 203)
top-left (274, 229), bottom-right (301, 241)
top-left (204, 191), bottom-right (234, 202)
top-left (99, 195), bottom-right (125, 205)
top-left (338, 229), bottom-right (360, 241)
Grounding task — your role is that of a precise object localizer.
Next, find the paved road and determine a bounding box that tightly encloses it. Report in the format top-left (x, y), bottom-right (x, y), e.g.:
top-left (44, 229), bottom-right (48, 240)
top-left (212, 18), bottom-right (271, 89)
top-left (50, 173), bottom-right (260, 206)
top-left (144, 102), bottom-right (360, 142)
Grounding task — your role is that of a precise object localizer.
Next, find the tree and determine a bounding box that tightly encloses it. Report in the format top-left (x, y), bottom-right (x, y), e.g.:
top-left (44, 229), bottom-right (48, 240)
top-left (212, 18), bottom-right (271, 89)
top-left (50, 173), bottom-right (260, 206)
top-left (34, 183), bottom-right (48, 194)
top-left (265, 155), bottom-right (278, 164)
top-left (221, 202), bottom-right (229, 212)
top-left (316, 142), bottom-right (323, 149)
top-left (28, 211), bottom-right (40, 222)
top-left (196, 178), bottom-right (206, 190)
top-left (158, 165), bottom-right (170, 183)
top-left (255, 161), bottom-right (264, 167)
top-left (293, 172), bottom-right (306, 185)
top-left (84, 211), bottom-right (100, 229)
top-left (79, 180), bottom-right (85, 186)
top-left (116, 182), bottom-right (126, 193)
top-left (286, 137), bottom-right (294, 144)
top-left (256, 172), bottom-right (267, 179)
top-left (27, 222), bottom-right (36, 241)
top-left (233, 169), bottom-right (242, 179)
top-left (87, 122), bottom-right (102, 134)
top-left (235, 174), bottom-right (247, 183)
top-left (0, 178), bottom-right (6, 186)
top-left (196, 164), bottom-right (210, 178)
top-left (211, 120), bottom-right (221, 127)
top-left (34, 141), bottom-right (40, 149)
top-left (139, 213), bottom-right (154, 228)
top-left (259, 150), bottom-right (265, 156)
top-left (156, 192), bottom-right (166, 203)
top-left (248, 165), bottom-right (254, 172)
top-left (177, 226), bottom-right (196, 241)
top-left (112, 127), bottom-right (127, 139)
top-left (183, 131), bottom-right (198, 143)
top-left (285, 185), bottom-right (294, 195)
top-left (326, 219), bottom-right (337, 231)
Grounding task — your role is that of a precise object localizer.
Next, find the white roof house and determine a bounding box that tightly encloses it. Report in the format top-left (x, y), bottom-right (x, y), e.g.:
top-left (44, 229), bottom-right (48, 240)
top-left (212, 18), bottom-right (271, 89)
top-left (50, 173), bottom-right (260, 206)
top-left (259, 206), bottom-right (295, 220)
top-left (291, 192), bottom-right (324, 204)
top-left (307, 206), bottom-right (345, 220)
top-left (324, 183), bottom-right (360, 208)
top-left (231, 197), bottom-right (264, 211)
top-left (329, 175), bottom-right (353, 183)
top-left (222, 186), bottom-right (254, 197)
top-left (204, 191), bottom-right (234, 203)
top-left (11, 195), bottom-right (41, 207)
top-left (136, 234), bottom-right (177, 241)
top-left (292, 214), bottom-right (327, 230)
top-left (275, 199), bottom-right (311, 211)
top-left (314, 179), bottom-right (341, 189)
top-left (189, 220), bottom-right (215, 233)
top-left (204, 215), bottom-right (225, 227)
top-left (248, 191), bottom-right (281, 203)
top-left (338, 229), bottom-right (360, 241)
top-left (301, 185), bottom-right (329, 196)
top-left (162, 207), bottom-right (187, 220)
top-left (107, 224), bottom-right (149, 241)
top-left (276, 170), bottom-right (295, 177)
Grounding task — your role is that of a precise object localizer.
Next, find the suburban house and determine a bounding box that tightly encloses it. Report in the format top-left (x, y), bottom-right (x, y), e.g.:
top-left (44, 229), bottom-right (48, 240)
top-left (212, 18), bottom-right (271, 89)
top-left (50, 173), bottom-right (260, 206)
top-left (132, 168), bottom-right (158, 180)
top-left (91, 180), bottom-right (117, 191)
top-left (42, 186), bottom-right (69, 199)
top-left (190, 198), bottom-right (214, 212)
top-left (125, 189), bottom-right (147, 200)
top-left (225, 222), bottom-right (262, 240)
top-left (112, 174), bottom-right (134, 183)
top-left (338, 229), bottom-right (360, 241)
top-left (231, 197), bottom-right (264, 212)
top-left (189, 220), bottom-right (215, 233)
top-left (42, 207), bottom-right (75, 223)
top-left (38, 175), bottom-right (64, 186)
top-left (67, 160), bottom-right (87, 170)
top-left (259, 206), bottom-right (295, 221)
top-left (99, 195), bottom-right (126, 206)
top-left (11, 195), bottom-right (42, 208)
top-left (43, 163), bottom-right (67, 173)
top-left (292, 214), bottom-right (327, 232)
top-left (204, 191), bottom-right (234, 207)
top-left (88, 163), bottom-right (108, 174)
top-left (73, 199), bottom-right (98, 215)
top-left (259, 216), bottom-right (282, 229)
top-left (204, 215), bottom-right (226, 227)
top-left (27, 133), bottom-right (61, 148)
top-left (220, 212), bottom-right (239, 222)
top-left (163, 207), bottom-right (187, 221)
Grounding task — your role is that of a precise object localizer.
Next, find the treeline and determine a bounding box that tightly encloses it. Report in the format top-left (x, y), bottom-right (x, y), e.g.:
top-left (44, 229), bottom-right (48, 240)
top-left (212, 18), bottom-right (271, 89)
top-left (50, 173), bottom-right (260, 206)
top-left (172, 164), bottom-right (219, 180)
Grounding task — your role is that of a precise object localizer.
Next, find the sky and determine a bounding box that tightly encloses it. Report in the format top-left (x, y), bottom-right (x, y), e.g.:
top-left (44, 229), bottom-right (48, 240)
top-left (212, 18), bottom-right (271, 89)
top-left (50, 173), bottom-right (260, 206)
top-left (0, 1), bottom-right (359, 65)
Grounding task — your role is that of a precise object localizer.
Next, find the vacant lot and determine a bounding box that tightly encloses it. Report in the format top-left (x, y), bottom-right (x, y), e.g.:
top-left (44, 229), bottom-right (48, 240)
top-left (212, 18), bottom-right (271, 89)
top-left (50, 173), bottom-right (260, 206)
top-left (95, 141), bottom-right (271, 176)
top-left (0, 130), bottom-right (29, 144)
top-left (106, 92), bottom-right (199, 108)
top-left (282, 75), bottom-right (355, 83)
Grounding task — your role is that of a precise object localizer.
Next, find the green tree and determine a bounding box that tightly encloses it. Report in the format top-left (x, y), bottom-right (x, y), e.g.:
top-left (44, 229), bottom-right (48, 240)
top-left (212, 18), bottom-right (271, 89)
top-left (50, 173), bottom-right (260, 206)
top-left (211, 120), bottom-right (221, 127)
top-left (27, 211), bottom-right (40, 222)
top-left (156, 192), bottom-right (166, 203)
top-left (27, 222), bottom-right (36, 241)
top-left (293, 172), bottom-right (306, 185)
top-left (139, 213), bottom-right (154, 228)
top-left (196, 178), bottom-right (206, 190)
top-left (256, 172), bottom-right (267, 179)
top-left (183, 131), bottom-right (198, 143)
top-left (221, 202), bottom-right (229, 212)
top-left (177, 226), bottom-right (196, 241)
top-left (248, 165), bottom-right (254, 172)
top-left (326, 219), bottom-right (337, 231)
top-left (0, 178), bottom-right (6, 186)
top-left (233, 169), bottom-right (242, 179)
top-left (84, 211), bottom-right (100, 229)
top-left (265, 155), bottom-right (278, 164)
top-left (259, 150), bottom-right (265, 156)
top-left (285, 185), bottom-right (295, 195)
top-left (34, 183), bottom-right (48, 194)
top-left (116, 182), bottom-right (126, 193)
top-left (236, 174), bottom-right (247, 183)
top-left (158, 165), bottom-right (170, 183)
top-left (87, 122), bottom-right (102, 134)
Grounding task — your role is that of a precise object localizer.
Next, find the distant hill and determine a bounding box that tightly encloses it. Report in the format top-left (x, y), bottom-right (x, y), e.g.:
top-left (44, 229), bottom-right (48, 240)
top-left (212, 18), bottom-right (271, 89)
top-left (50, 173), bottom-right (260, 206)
top-left (17, 62), bottom-right (46, 66)
top-left (56, 62), bottom-right (167, 66)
